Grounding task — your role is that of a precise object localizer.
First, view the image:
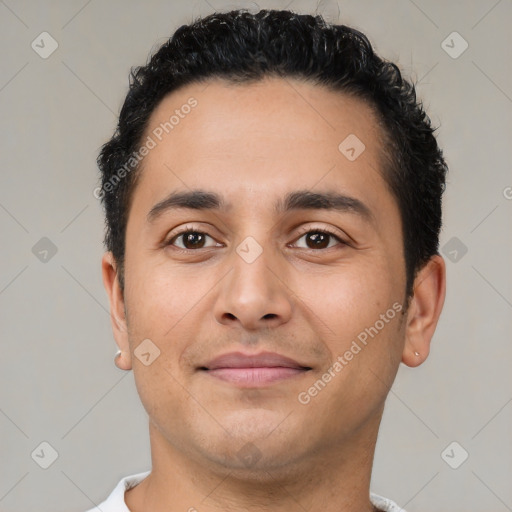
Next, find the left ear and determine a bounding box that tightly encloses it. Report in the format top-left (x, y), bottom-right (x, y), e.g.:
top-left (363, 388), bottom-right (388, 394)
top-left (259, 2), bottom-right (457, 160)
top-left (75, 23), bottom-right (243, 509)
top-left (402, 254), bottom-right (446, 367)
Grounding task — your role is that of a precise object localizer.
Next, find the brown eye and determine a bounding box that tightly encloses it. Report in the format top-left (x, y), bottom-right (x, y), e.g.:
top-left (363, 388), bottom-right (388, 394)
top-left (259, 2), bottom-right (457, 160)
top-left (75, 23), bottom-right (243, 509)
top-left (305, 232), bottom-right (331, 249)
top-left (168, 231), bottom-right (216, 250)
top-left (293, 229), bottom-right (345, 250)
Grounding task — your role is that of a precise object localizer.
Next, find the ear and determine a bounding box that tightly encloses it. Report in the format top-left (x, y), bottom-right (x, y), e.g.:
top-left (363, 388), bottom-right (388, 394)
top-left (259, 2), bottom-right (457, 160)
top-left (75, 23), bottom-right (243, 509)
top-left (101, 252), bottom-right (132, 370)
top-left (402, 254), bottom-right (446, 367)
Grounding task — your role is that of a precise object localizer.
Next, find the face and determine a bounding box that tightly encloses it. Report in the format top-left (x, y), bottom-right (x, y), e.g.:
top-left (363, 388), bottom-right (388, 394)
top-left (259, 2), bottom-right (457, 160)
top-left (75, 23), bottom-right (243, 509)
top-left (114, 78), bottom-right (410, 474)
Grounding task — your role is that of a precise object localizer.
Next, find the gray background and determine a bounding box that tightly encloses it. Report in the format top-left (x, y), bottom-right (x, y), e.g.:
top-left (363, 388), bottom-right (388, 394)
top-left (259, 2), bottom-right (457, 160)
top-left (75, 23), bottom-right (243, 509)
top-left (0, 0), bottom-right (511, 511)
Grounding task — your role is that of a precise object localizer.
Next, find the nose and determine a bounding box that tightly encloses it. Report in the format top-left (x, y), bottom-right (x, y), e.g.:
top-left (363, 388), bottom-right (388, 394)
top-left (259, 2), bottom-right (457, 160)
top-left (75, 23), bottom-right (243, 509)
top-left (213, 245), bottom-right (293, 332)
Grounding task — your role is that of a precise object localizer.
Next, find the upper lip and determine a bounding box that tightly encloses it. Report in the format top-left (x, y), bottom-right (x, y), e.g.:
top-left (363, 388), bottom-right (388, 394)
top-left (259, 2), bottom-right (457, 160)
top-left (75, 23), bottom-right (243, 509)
top-left (201, 351), bottom-right (311, 371)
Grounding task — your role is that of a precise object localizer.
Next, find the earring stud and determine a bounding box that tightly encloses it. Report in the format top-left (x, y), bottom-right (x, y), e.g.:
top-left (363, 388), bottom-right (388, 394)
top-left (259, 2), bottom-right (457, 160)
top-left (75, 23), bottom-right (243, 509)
top-left (414, 351), bottom-right (420, 356)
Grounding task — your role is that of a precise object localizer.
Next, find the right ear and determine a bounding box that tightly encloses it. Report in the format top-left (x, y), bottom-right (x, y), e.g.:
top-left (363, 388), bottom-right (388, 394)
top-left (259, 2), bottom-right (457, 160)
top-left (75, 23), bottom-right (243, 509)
top-left (101, 252), bottom-right (132, 370)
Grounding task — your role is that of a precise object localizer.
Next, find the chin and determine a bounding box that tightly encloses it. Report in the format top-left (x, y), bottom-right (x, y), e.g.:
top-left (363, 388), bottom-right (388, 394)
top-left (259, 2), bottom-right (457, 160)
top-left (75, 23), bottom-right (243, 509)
top-left (221, 408), bottom-right (296, 441)
top-left (203, 443), bottom-right (304, 479)
top-left (192, 410), bottom-right (307, 471)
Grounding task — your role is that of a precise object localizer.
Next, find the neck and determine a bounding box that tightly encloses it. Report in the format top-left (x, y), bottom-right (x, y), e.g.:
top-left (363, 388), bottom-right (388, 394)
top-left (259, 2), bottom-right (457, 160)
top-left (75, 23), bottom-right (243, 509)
top-left (125, 413), bottom-right (383, 512)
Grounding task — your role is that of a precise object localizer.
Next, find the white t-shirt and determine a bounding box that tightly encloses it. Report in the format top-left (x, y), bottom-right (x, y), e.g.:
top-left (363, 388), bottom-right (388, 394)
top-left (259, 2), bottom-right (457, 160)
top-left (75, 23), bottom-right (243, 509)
top-left (85, 471), bottom-right (406, 512)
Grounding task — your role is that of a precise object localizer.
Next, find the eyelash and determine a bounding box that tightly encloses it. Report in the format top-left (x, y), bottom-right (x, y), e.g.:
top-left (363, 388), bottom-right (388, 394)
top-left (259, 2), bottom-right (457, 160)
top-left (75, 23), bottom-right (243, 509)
top-left (165, 225), bottom-right (347, 253)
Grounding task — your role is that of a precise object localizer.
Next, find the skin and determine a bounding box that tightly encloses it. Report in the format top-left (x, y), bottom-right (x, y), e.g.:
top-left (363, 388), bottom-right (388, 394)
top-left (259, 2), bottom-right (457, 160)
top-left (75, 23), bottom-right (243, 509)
top-left (102, 77), bottom-right (446, 512)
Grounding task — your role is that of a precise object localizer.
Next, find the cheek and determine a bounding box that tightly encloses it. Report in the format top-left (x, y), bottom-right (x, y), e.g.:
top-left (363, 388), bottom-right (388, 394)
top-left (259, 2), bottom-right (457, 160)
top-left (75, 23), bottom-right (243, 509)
top-left (298, 260), bottom-right (400, 347)
top-left (294, 267), bottom-right (404, 434)
top-left (124, 257), bottom-right (201, 337)
top-left (296, 257), bottom-right (406, 397)
top-left (123, 268), bottom-right (198, 425)
top-left (123, 261), bottom-right (221, 388)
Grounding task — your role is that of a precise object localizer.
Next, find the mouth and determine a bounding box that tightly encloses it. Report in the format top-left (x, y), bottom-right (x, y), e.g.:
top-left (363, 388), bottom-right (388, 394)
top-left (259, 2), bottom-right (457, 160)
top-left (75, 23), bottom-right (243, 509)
top-left (199, 351), bottom-right (312, 387)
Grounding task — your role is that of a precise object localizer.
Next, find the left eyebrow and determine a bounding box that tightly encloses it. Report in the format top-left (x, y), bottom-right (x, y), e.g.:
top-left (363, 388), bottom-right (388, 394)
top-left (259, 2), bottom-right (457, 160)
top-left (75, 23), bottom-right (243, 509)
top-left (276, 190), bottom-right (374, 224)
top-left (146, 189), bottom-right (375, 225)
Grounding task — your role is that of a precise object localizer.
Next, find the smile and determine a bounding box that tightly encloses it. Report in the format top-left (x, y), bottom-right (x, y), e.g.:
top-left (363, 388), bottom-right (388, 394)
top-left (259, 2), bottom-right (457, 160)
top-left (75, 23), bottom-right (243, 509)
top-left (200, 351), bottom-right (312, 387)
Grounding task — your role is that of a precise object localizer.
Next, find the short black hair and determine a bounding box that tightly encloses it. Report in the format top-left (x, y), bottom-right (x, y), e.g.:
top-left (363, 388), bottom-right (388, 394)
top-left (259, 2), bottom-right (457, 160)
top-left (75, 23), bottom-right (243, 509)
top-left (97, 8), bottom-right (448, 298)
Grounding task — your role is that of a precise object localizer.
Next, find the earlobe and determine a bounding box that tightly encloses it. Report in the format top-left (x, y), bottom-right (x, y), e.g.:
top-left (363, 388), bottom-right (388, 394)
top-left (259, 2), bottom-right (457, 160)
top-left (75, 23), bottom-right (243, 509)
top-left (402, 254), bottom-right (446, 367)
top-left (114, 349), bottom-right (132, 371)
top-left (101, 252), bottom-right (132, 370)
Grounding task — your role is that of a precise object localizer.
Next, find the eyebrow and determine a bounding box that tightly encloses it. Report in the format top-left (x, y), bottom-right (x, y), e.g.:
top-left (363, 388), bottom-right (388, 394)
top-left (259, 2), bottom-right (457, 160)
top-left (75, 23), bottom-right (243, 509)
top-left (147, 189), bottom-right (374, 224)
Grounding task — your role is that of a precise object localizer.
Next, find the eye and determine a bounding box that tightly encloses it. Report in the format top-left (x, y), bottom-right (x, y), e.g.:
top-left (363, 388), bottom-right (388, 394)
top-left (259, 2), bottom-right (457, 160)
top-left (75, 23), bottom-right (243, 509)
top-left (292, 228), bottom-right (346, 250)
top-left (164, 226), bottom-right (347, 252)
top-left (166, 228), bottom-right (219, 250)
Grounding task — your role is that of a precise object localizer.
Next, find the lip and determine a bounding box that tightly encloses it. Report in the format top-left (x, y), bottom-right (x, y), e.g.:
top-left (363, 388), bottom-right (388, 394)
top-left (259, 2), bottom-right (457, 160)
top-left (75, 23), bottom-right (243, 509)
top-left (199, 351), bottom-right (311, 387)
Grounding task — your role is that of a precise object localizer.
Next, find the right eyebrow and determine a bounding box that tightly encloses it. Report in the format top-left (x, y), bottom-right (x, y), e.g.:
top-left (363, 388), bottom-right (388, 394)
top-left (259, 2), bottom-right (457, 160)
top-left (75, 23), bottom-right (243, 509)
top-left (147, 190), bottom-right (226, 223)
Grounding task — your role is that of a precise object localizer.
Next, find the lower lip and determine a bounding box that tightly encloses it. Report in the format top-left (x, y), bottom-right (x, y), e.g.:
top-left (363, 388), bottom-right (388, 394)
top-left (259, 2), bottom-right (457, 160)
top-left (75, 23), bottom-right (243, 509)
top-left (204, 367), bottom-right (309, 386)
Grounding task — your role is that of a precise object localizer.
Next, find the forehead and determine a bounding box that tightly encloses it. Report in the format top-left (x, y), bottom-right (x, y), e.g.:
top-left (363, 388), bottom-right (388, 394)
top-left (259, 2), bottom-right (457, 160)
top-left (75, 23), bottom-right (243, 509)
top-left (130, 77), bottom-right (395, 222)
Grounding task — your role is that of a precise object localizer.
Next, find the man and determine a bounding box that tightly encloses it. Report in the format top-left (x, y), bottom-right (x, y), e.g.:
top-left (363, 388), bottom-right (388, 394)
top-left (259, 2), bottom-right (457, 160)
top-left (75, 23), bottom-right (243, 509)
top-left (91, 8), bottom-right (447, 512)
